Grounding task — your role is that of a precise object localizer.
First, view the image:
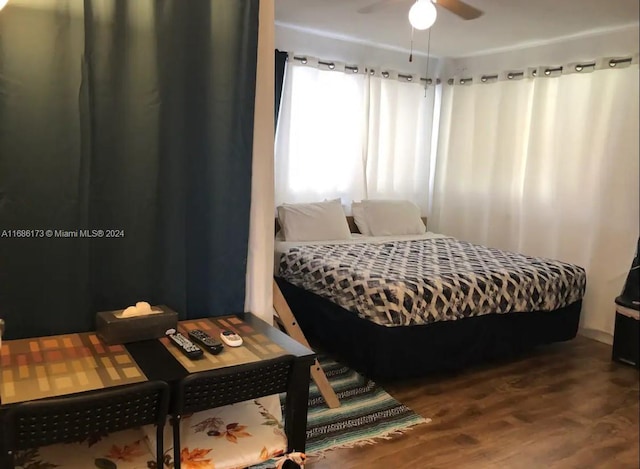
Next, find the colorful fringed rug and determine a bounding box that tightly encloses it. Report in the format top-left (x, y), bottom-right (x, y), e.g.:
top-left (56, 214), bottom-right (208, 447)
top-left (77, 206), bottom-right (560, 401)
top-left (254, 356), bottom-right (428, 467)
top-left (303, 357), bottom-right (429, 456)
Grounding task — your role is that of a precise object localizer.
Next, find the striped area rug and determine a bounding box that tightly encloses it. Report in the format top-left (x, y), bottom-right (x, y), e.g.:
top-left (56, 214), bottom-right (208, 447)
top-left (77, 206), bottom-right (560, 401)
top-left (303, 357), bottom-right (429, 456)
top-left (251, 357), bottom-right (429, 468)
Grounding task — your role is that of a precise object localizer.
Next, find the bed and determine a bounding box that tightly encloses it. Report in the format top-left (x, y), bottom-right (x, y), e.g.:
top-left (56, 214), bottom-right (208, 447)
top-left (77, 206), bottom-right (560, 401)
top-left (274, 220), bottom-right (586, 381)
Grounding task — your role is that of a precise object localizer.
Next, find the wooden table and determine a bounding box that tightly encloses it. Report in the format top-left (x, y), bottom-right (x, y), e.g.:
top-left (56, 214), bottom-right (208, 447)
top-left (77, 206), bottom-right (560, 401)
top-left (0, 312), bottom-right (315, 454)
top-left (126, 312), bottom-right (316, 452)
top-left (0, 331), bottom-right (147, 405)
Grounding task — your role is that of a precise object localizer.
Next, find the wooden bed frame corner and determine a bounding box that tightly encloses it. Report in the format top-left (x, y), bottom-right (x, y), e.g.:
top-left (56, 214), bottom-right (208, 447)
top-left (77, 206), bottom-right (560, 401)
top-left (273, 279), bottom-right (341, 409)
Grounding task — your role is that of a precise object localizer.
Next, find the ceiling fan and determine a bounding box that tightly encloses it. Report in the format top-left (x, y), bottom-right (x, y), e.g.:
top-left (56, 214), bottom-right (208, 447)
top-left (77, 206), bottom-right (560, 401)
top-left (358, 0), bottom-right (483, 22)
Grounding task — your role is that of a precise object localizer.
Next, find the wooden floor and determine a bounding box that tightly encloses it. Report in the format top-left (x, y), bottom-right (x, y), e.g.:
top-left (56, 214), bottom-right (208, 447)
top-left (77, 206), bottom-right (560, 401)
top-left (307, 337), bottom-right (639, 469)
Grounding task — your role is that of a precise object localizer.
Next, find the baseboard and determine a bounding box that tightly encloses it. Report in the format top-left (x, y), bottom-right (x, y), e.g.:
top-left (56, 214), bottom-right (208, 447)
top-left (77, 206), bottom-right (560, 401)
top-left (578, 328), bottom-right (613, 345)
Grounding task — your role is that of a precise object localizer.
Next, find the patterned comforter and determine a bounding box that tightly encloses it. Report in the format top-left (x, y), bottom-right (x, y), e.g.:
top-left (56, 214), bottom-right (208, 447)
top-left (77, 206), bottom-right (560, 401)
top-left (278, 237), bottom-right (586, 327)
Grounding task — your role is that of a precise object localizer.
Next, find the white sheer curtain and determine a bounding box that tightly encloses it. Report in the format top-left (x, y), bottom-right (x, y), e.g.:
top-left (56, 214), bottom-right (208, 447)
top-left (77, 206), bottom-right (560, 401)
top-left (432, 63), bottom-right (640, 340)
top-left (275, 59), bottom-right (436, 211)
top-left (366, 74), bottom-right (435, 213)
top-left (275, 61), bottom-right (367, 205)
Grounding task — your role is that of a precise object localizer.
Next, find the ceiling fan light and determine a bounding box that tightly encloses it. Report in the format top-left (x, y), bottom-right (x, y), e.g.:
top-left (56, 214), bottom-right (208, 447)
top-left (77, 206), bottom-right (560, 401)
top-left (409, 0), bottom-right (437, 30)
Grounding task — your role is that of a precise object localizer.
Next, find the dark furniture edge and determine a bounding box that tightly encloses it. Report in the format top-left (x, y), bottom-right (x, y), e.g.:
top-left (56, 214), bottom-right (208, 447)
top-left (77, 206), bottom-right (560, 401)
top-left (236, 312), bottom-right (315, 362)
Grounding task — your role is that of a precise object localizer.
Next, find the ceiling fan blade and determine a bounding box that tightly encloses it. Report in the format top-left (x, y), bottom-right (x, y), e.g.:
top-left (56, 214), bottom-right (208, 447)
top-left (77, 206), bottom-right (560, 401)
top-left (436, 0), bottom-right (483, 20)
top-left (358, 0), bottom-right (408, 14)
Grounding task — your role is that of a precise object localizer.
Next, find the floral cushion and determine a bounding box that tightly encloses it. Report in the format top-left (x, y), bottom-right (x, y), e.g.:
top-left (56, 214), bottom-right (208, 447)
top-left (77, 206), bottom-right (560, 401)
top-left (14, 395), bottom-right (287, 469)
top-left (143, 395), bottom-right (287, 469)
top-left (14, 427), bottom-right (158, 469)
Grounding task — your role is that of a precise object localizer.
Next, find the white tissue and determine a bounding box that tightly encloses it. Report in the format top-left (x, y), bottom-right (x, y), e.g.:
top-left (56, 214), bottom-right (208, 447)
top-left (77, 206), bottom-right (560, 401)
top-left (135, 301), bottom-right (152, 314)
top-left (120, 306), bottom-right (139, 317)
top-left (118, 302), bottom-right (158, 318)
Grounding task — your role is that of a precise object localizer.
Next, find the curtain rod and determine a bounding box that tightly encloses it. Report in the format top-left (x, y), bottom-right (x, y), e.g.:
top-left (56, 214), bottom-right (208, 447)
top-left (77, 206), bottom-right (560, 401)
top-left (447, 55), bottom-right (636, 85)
top-left (608, 57), bottom-right (633, 67)
top-left (291, 53), bottom-right (635, 85)
top-left (292, 55), bottom-right (440, 84)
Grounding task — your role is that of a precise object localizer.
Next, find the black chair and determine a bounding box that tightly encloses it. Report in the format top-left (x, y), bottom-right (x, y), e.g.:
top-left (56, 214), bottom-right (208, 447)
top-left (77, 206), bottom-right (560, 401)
top-left (3, 380), bottom-right (170, 469)
top-left (171, 354), bottom-right (307, 469)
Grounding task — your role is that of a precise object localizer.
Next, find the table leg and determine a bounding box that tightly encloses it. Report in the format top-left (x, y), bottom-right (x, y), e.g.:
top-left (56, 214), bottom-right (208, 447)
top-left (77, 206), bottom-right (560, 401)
top-left (284, 358), bottom-right (311, 453)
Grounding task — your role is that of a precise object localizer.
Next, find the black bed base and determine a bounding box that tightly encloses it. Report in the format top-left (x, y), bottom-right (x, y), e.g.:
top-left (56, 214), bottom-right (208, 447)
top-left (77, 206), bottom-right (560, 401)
top-left (276, 278), bottom-right (582, 381)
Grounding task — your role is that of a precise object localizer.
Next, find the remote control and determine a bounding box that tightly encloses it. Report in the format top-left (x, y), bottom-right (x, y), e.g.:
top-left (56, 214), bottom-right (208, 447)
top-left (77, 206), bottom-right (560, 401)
top-left (166, 329), bottom-right (203, 359)
top-left (220, 330), bottom-right (243, 347)
top-left (188, 329), bottom-right (224, 355)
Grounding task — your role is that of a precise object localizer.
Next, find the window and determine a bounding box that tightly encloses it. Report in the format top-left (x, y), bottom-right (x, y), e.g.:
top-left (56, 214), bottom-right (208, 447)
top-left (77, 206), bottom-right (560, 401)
top-left (275, 59), bottom-right (437, 213)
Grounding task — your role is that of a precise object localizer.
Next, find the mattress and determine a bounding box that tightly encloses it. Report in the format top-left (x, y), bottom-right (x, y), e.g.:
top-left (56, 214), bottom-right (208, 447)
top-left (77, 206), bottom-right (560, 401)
top-left (274, 232), bottom-right (449, 274)
top-left (277, 235), bottom-right (587, 327)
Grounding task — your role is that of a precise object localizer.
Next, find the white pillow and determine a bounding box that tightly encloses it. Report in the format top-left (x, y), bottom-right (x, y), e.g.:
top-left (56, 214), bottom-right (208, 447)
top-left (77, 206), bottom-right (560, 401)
top-left (351, 202), bottom-right (371, 235)
top-left (277, 199), bottom-right (351, 241)
top-left (361, 200), bottom-right (426, 236)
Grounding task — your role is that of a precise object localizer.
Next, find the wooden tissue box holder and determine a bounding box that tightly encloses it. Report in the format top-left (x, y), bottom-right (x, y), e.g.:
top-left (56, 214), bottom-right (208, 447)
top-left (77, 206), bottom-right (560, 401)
top-left (96, 304), bottom-right (178, 345)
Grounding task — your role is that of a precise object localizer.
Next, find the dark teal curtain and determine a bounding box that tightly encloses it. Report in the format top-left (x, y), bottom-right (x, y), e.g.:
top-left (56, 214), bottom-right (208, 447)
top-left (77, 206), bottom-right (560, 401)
top-left (0, 0), bottom-right (259, 339)
top-left (275, 49), bottom-right (288, 130)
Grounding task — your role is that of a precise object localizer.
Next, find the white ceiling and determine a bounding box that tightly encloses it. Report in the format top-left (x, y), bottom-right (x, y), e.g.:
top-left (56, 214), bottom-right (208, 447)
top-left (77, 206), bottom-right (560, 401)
top-left (275, 0), bottom-right (640, 58)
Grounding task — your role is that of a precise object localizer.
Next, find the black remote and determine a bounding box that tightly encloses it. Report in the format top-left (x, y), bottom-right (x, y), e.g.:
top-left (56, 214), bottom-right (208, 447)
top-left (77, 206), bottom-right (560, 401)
top-left (167, 331), bottom-right (204, 359)
top-left (188, 329), bottom-right (224, 355)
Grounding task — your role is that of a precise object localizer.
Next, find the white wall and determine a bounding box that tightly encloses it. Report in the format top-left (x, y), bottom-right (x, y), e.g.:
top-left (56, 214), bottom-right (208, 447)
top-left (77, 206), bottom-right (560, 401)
top-left (276, 22), bottom-right (443, 77)
top-left (444, 24), bottom-right (639, 77)
top-left (245, 0), bottom-right (275, 325)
